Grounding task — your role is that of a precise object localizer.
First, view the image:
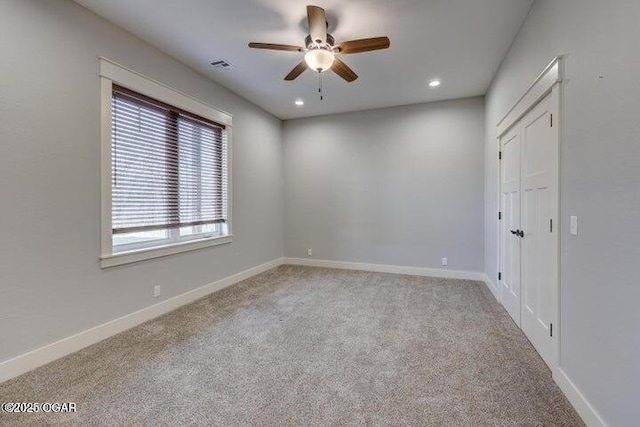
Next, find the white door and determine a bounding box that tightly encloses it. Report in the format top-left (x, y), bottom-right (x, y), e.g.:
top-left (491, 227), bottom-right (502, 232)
top-left (500, 127), bottom-right (522, 326)
top-left (520, 91), bottom-right (559, 368)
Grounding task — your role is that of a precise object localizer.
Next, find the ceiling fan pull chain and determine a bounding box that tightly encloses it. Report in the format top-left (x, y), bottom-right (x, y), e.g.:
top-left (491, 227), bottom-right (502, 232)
top-left (318, 71), bottom-right (324, 101)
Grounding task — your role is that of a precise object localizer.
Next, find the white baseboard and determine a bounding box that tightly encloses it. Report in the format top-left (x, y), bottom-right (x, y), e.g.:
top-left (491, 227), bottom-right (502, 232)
top-left (0, 257), bottom-right (284, 383)
top-left (553, 368), bottom-right (608, 427)
top-left (283, 257), bottom-right (484, 281)
top-left (482, 273), bottom-right (500, 302)
top-left (481, 272), bottom-right (606, 427)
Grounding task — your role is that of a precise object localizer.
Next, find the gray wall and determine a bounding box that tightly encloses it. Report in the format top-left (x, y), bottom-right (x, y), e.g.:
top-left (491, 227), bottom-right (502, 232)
top-left (284, 98), bottom-right (485, 272)
top-left (484, 0), bottom-right (640, 425)
top-left (0, 0), bottom-right (283, 362)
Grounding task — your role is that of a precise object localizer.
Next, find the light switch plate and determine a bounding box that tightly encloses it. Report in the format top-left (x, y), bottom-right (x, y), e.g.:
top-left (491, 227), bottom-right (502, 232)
top-left (570, 216), bottom-right (578, 236)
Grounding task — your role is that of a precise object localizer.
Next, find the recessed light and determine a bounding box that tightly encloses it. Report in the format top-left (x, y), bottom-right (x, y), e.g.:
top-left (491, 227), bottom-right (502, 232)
top-left (295, 99), bottom-right (304, 106)
top-left (429, 80), bottom-right (441, 88)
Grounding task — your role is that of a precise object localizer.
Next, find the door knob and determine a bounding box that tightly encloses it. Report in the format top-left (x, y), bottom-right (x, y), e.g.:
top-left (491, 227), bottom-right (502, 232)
top-left (517, 230), bottom-right (525, 238)
top-left (510, 230), bottom-right (518, 235)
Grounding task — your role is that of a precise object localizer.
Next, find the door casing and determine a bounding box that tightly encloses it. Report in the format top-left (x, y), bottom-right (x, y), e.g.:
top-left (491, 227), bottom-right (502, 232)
top-left (496, 57), bottom-right (562, 369)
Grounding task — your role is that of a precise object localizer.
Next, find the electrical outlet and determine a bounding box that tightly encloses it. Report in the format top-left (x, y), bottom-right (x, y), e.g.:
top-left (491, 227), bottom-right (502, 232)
top-left (153, 285), bottom-right (161, 298)
top-left (442, 257), bottom-right (448, 266)
top-left (307, 249), bottom-right (313, 257)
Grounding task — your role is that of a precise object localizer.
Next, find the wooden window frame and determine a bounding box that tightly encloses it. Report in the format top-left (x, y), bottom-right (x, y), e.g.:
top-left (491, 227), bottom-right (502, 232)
top-left (99, 58), bottom-right (233, 268)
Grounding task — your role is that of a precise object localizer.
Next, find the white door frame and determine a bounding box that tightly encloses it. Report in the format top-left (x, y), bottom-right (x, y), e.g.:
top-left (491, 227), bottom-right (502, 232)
top-left (496, 56), bottom-right (563, 368)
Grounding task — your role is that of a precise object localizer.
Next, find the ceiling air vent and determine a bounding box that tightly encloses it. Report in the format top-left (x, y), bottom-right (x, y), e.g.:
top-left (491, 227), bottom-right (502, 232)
top-left (210, 59), bottom-right (233, 70)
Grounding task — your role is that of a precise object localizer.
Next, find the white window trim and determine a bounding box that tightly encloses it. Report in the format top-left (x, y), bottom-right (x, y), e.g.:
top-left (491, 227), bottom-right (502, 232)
top-left (98, 57), bottom-right (233, 268)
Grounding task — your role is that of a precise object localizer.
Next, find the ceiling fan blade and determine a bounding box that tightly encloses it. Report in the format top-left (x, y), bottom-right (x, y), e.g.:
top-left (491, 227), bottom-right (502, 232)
top-left (284, 61), bottom-right (309, 81)
top-left (248, 42), bottom-right (304, 52)
top-left (335, 37), bottom-right (390, 54)
top-left (331, 58), bottom-right (358, 82)
top-left (307, 5), bottom-right (327, 45)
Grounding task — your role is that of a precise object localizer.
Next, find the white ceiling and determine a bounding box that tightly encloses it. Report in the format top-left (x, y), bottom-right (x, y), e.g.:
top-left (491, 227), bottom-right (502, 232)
top-left (75, 0), bottom-right (532, 120)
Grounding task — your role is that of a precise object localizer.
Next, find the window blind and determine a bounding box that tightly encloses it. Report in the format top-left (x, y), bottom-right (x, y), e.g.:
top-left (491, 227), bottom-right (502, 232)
top-left (111, 85), bottom-right (227, 235)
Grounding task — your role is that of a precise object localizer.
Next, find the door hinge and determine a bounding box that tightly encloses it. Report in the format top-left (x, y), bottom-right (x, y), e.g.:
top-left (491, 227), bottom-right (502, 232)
top-left (499, 151), bottom-right (502, 160)
top-left (499, 211), bottom-right (502, 220)
top-left (550, 323), bottom-right (553, 337)
top-left (550, 113), bottom-right (553, 127)
top-left (498, 272), bottom-right (502, 281)
top-left (550, 219), bottom-right (553, 233)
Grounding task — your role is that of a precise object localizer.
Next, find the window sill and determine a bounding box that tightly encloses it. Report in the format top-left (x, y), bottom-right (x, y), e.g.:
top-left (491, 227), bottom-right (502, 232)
top-left (100, 235), bottom-right (233, 268)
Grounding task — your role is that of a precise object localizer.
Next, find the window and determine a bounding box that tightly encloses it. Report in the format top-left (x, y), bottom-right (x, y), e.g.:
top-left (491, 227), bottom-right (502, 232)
top-left (110, 85), bottom-right (229, 251)
top-left (100, 59), bottom-right (232, 267)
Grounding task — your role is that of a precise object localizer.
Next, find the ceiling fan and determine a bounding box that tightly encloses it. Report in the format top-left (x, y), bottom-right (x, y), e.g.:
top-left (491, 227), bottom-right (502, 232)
top-left (248, 5), bottom-right (390, 83)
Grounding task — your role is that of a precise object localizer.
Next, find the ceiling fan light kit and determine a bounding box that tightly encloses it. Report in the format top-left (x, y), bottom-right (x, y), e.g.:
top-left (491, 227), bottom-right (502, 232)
top-left (304, 48), bottom-right (335, 73)
top-left (249, 5), bottom-right (390, 91)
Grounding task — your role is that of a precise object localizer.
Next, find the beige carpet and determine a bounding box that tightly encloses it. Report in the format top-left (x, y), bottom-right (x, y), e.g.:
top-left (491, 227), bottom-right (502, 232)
top-left (0, 265), bottom-right (584, 426)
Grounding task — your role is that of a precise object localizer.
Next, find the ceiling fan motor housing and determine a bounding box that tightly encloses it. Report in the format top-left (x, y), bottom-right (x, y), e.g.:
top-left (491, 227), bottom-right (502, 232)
top-left (305, 34), bottom-right (335, 50)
